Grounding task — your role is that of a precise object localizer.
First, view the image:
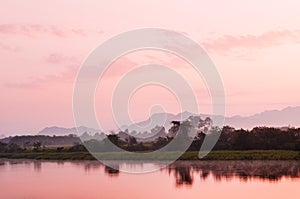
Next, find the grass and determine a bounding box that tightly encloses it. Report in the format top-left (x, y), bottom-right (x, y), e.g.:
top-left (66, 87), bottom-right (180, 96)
top-left (0, 152), bottom-right (94, 160)
top-left (1, 150), bottom-right (300, 160)
top-left (203, 150), bottom-right (300, 160)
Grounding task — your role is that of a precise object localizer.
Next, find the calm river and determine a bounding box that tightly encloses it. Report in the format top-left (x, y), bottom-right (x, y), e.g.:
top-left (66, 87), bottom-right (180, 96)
top-left (0, 159), bottom-right (299, 199)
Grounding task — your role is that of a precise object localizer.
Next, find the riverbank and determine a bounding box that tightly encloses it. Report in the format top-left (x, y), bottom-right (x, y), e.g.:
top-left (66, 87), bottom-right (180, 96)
top-left (1, 150), bottom-right (300, 160)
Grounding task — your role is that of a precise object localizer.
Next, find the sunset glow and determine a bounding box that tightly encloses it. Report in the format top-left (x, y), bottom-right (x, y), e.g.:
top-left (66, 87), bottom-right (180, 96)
top-left (1, 0), bottom-right (300, 134)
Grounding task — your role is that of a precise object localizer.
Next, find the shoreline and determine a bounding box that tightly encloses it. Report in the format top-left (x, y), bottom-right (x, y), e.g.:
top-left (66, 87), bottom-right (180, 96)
top-left (1, 150), bottom-right (300, 161)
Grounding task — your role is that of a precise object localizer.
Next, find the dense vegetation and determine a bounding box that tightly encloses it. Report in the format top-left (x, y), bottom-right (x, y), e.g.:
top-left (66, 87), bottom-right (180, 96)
top-left (1, 125), bottom-right (300, 153)
top-left (80, 125), bottom-right (300, 152)
top-left (1, 150), bottom-right (300, 160)
top-left (2, 134), bottom-right (81, 148)
top-left (1, 117), bottom-right (300, 160)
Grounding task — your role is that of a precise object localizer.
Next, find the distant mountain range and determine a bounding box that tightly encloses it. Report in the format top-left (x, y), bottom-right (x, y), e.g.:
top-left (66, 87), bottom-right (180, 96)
top-left (37, 106), bottom-right (300, 136)
top-left (123, 106), bottom-right (300, 132)
top-left (38, 126), bottom-right (100, 136)
top-left (225, 106), bottom-right (300, 129)
top-left (120, 111), bottom-right (196, 133)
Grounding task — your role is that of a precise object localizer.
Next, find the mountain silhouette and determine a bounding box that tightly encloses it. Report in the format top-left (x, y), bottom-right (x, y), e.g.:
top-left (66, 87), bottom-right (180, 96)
top-left (122, 106), bottom-right (300, 131)
top-left (38, 126), bottom-right (100, 136)
top-left (37, 106), bottom-right (300, 136)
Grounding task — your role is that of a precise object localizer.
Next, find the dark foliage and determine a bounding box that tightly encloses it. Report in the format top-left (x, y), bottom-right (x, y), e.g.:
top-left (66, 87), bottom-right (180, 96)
top-left (8, 135), bottom-right (81, 147)
top-left (96, 125), bottom-right (300, 152)
top-left (68, 143), bottom-right (87, 152)
top-left (0, 142), bottom-right (24, 153)
top-left (2, 124), bottom-right (300, 153)
top-left (212, 126), bottom-right (300, 151)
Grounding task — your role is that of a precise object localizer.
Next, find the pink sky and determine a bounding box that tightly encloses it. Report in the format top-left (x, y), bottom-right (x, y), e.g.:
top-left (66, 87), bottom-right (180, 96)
top-left (1, 0), bottom-right (300, 134)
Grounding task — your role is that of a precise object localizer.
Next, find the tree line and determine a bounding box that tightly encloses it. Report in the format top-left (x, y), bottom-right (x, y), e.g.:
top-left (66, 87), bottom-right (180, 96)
top-left (1, 117), bottom-right (300, 153)
top-left (82, 124), bottom-right (300, 152)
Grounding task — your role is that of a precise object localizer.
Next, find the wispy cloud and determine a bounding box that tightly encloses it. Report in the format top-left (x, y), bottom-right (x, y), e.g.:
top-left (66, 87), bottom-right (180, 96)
top-left (0, 24), bottom-right (103, 38)
top-left (0, 41), bottom-right (19, 52)
top-left (201, 29), bottom-right (300, 53)
top-left (3, 51), bottom-right (82, 90)
top-left (4, 65), bottom-right (77, 89)
top-left (44, 53), bottom-right (80, 64)
top-left (4, 29), bottom-right (300, 90)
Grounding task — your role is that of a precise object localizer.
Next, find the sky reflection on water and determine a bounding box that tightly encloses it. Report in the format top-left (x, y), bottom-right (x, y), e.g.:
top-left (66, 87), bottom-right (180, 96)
top-left (0, 159), bottom-right (299, 199)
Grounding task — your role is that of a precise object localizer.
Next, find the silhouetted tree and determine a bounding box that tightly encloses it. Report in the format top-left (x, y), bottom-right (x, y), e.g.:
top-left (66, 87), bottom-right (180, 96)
top-left (33, 142), bottom-right (42, 151)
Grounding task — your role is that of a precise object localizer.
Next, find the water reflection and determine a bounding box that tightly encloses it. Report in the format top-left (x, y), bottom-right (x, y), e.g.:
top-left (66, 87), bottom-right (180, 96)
top-left (167, 161), bottom-right (300, 184)
top-left (104, 165), bottom-right (120, 176)
top-left (82, 161), bottom-right (102, 172)
top-left (102, 160), bottom-right (300, 184)
top-left (171, 166), bottom-right (193, 186)
top-left (33, 161), bottom-right (42, 172)
top-left (1, 159), bottom-right (300, 185)
top-left (1, 159), bottom-right (300, 199)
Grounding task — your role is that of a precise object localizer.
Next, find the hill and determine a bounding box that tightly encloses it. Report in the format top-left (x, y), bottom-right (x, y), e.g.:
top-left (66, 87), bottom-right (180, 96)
top-left (38, 126), bottom-right (100, 136)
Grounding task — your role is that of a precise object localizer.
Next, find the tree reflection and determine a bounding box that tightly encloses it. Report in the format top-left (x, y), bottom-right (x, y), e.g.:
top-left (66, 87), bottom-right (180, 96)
top-left (98, 160), bottom-right (300, 184)
top-left (168, 160), bottom-right (300, 185)
top-left (21, 160), bottom-right (300, 186)
top-left (96, 160), bottom-right (300, 186)
top-left (172, 166), bottom-right (193, 186)
top-left (83, 161), bottom-right (102, 172)
top-left (104, 165), bottom-right (120, 176)
top-left (33, 161), bottom-right (42, 172)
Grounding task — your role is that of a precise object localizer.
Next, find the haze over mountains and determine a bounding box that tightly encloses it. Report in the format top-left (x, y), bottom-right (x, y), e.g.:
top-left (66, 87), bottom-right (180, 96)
top-left (38, 126), bottom-right (99, 136)
top-left (225, 106), bottom-right (300, 129)
top-left (36, 106), bottom-right (300, 136)
top-left (122, 106), bottom-right (300, 133)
